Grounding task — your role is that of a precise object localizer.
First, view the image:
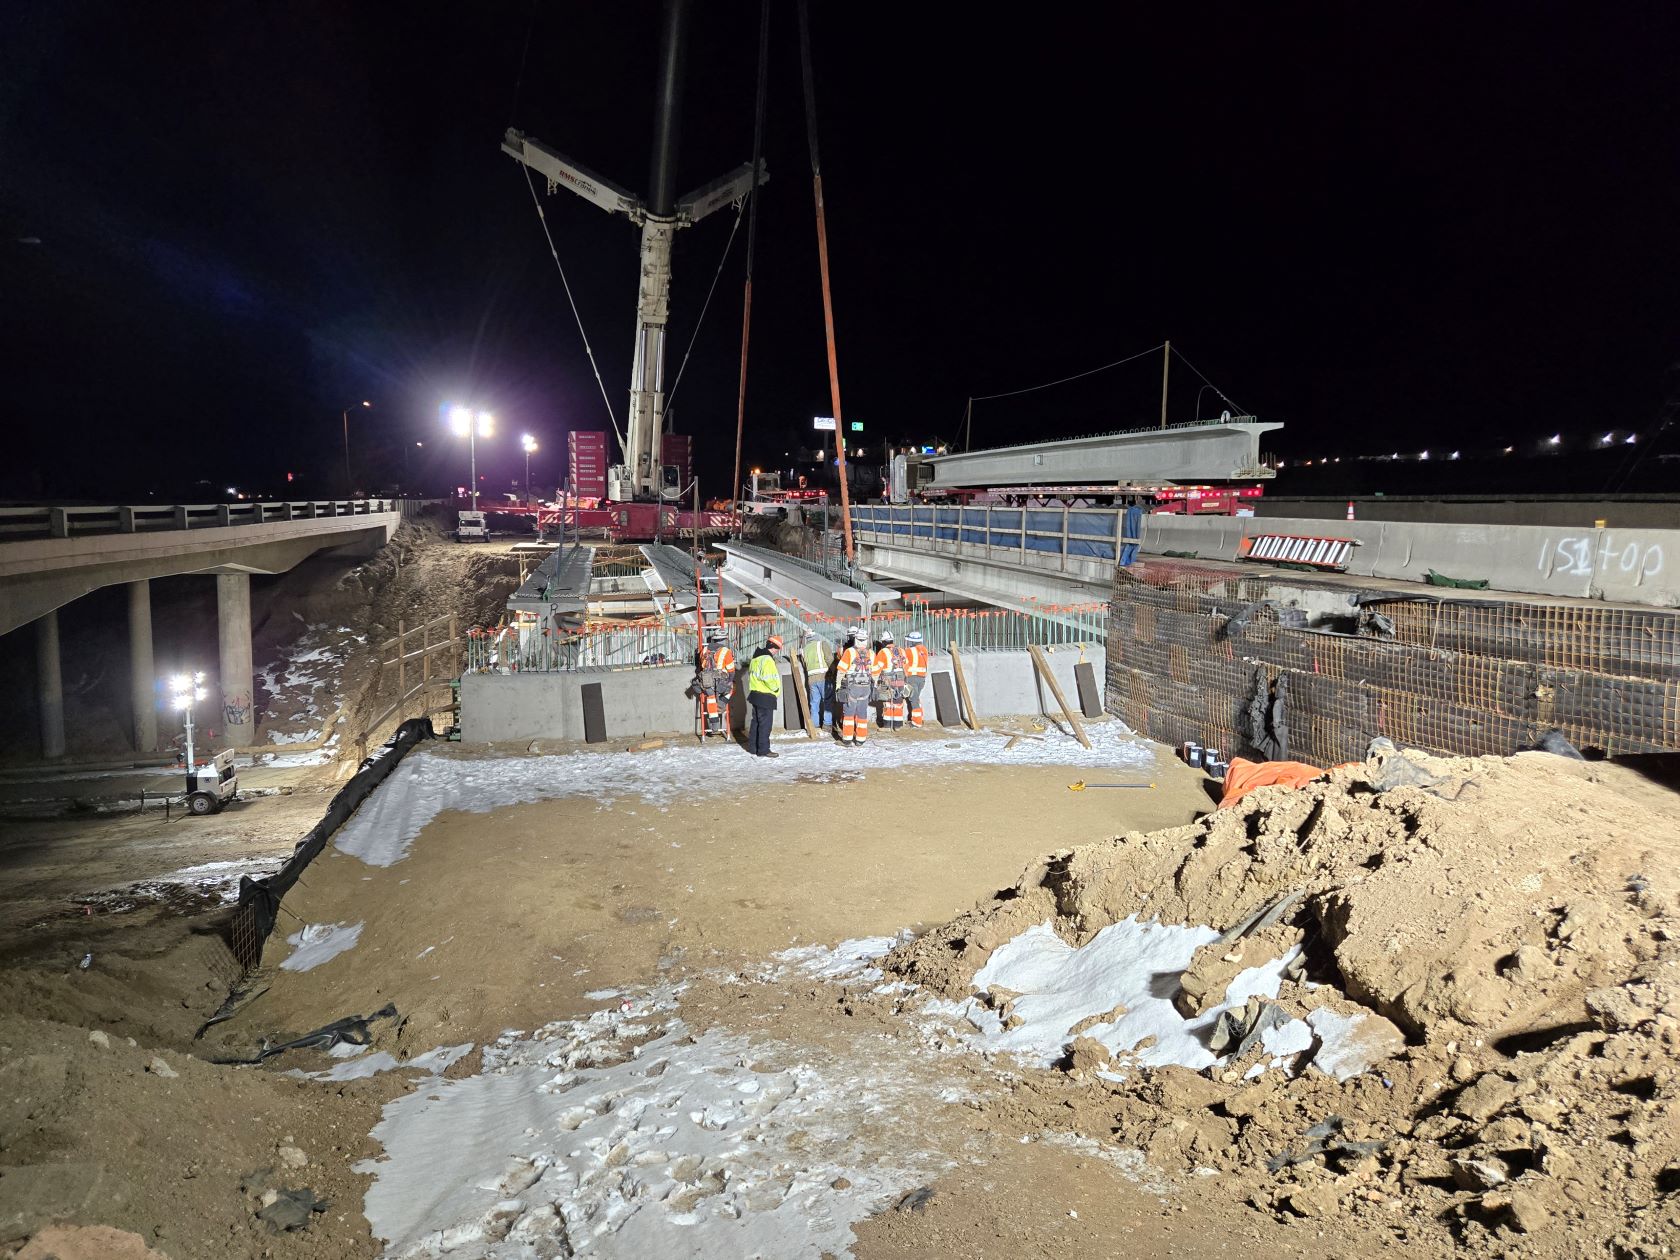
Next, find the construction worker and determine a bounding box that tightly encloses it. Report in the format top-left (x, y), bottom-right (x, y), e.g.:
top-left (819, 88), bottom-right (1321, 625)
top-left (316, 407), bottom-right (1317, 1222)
top-left (872, 630), bottom-right (910, 730)
top-left (745, 635), bottom-right (784, 758)
top-left (834, 626), bottom-right (872, 746)
top-left (799, 628), bottom-right (831, 730)
top-left (696, 630), bottom-right (736, 737)
top-left (904, 630), bottom-right (929, 728)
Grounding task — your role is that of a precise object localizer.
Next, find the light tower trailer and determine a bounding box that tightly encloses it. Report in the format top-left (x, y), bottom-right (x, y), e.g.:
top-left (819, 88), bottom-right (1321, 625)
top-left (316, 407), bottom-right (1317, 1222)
top-left (184, 749), bottom-right (240, 816)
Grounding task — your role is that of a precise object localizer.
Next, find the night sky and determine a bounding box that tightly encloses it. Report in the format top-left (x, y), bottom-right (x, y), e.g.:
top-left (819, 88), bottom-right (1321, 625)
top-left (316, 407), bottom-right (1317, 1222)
top-left (4, 2), bottom-right (1678, 503)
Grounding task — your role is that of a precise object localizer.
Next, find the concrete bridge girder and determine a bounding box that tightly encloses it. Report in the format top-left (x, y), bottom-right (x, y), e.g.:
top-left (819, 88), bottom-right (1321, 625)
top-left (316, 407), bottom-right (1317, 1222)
top-left (856, 541), bottom-right (1106, 617)
top-left (716, 541), bottom-right (900, 626)
top-left (927, 421), bottom-right (1282, 490)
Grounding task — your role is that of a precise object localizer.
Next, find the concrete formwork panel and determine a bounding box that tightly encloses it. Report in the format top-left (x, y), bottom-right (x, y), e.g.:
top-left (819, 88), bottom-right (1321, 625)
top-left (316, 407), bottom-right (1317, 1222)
top-left (459, 648), bottom-right (1108, 743)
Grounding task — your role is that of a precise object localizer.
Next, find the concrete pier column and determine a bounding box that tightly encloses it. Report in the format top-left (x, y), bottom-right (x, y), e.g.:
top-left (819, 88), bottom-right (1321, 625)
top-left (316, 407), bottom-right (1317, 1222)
top-left (128, 579), bottom-right (157, 752)
top-left (36, 610), bottom-right (66, 759)
top-left (216, 573), bottom-right (255, 746)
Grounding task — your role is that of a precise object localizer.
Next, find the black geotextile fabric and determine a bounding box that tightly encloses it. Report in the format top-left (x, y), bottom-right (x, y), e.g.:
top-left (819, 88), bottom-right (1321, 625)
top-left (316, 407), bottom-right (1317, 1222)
top-left (229, 717), bottom-right (435, 969)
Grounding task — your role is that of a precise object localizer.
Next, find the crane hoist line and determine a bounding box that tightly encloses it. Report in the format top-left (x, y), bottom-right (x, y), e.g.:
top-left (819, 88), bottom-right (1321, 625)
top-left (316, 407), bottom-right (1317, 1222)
top-left (502, 0), bottom-right (767, 514)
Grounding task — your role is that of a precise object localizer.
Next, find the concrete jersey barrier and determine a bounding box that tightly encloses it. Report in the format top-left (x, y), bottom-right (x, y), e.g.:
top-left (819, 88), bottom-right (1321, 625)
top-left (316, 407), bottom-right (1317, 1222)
top-left (1138, 514), bottom-right (1680, 606)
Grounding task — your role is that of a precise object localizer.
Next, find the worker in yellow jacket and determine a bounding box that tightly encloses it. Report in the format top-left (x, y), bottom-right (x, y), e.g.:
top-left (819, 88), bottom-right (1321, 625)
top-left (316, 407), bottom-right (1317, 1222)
top-left (745, 635), bottom-right (784, 758)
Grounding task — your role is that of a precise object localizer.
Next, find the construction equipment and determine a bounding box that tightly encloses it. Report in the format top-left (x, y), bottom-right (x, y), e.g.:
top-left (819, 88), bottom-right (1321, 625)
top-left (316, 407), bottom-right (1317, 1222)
top-left (185, 749), bottom-right (240, 815)
top-left (1067, 779), bottom-right (1155, 791)
top-left (502, 0), bottom-right (766, 520)
top-left (455, 510), bottom-right (489, 543)
top-left (169, 670), bottom-right (240, 815)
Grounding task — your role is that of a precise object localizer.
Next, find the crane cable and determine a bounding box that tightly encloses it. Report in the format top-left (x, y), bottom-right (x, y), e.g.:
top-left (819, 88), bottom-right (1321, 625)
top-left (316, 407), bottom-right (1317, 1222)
top-left (664, 202), bottom-right (745, 409)
top-left (730, 0), bottom-right (773, 518)
top-left (520, 163), bottom-right (628, 456)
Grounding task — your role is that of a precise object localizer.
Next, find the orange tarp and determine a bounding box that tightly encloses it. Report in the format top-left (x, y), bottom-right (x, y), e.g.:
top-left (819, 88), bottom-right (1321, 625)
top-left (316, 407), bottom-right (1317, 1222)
top-left (1217, 757), bottom-right (1331, 808)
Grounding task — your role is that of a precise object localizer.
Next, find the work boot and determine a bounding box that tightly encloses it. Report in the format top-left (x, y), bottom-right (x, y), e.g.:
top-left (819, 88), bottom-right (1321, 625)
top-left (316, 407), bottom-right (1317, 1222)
top-left (764, 750), bottom-right (780, 759)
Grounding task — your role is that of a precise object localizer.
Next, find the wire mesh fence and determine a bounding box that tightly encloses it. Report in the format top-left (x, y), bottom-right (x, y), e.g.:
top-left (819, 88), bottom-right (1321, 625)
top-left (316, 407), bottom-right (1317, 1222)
top-left (1106, 560), bottom-right (1680, 764)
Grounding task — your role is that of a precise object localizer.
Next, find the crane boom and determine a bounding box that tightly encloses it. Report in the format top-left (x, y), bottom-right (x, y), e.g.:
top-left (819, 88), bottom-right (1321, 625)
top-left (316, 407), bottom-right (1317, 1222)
top-left (501, 1), bottom-right (766, 502)
top-left (501, 130), bottom-right (642, 218)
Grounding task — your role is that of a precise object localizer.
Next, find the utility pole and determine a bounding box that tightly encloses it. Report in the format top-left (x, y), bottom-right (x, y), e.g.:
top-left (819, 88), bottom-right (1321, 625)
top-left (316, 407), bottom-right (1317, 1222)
top-left (798, 0), bottom-right (854, 564)
top-left (1159, 341), bottom-right (1170, 430)
top-left (342, 400), bottom-right (370, 494)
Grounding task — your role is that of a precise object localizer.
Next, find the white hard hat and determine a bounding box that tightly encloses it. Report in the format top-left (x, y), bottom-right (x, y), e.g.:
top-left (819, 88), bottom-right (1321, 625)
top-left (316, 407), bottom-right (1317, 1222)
top-left (907, 631), bottom-right (924, 643)
top-left (846, 625), bottom-right (862, 639)
top-left (879, 630), bottom-right (895, 642)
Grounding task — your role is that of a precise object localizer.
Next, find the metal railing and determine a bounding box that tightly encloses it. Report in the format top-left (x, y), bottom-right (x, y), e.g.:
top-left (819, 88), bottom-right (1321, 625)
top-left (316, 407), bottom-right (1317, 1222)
top-left (0, 499), bottom-right (399, 542)
top-left (464, 601), bottom-right (1107, 675)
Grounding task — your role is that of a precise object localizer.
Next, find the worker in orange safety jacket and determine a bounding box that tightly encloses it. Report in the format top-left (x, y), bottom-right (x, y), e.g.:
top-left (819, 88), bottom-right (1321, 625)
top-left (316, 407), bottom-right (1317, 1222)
top-left (834, 626), bottom-right (873, 746)
top-left (872, 630), bottom-right (910, 729)
top-left (903, 630), bottom-right (929, 728)
top-left (696, 630), bottom-right (736, 737)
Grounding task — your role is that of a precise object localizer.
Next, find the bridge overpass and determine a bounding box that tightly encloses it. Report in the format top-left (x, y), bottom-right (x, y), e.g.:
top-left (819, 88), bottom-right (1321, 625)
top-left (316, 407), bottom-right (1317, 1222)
top-left (0, 500), bottom-right (401, 757)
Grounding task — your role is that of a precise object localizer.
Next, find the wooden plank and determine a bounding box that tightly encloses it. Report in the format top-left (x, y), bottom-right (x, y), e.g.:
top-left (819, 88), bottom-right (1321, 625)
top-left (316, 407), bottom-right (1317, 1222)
top-left (947, 643), bottom-right (980, 731)
top-left (1028, 644), bottom-right (1090, 749)
top-left (1074, 660), bottom-right (1103, 718)
top-left (378, 612), bottom-right (456, 652)
top-left (580, 682), bottom-right (608, 744)
top-left (788, 653), bottom-right (818, 736)
top-left (382, 640), bottom-right (457, 668)
top-left (930, 670), bottom-right (962, 727)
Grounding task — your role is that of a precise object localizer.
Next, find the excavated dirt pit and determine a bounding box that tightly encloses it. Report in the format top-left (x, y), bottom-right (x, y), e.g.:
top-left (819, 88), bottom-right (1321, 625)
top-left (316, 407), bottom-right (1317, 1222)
top-left (4, 719), bottom-right (1676, 1259)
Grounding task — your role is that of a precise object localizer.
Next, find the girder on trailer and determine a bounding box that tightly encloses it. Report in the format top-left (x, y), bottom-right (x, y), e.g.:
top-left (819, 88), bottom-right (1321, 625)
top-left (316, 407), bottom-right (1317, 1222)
top-left (929, 419), bottom-right (1282, 491)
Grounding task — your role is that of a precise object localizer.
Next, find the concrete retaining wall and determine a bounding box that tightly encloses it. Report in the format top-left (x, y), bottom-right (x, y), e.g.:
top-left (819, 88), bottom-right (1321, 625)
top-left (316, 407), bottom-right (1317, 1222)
top-left (1139, 514), bottom-right (1680, 606)
top-left (1257, 497), bottom-right (1680, 530)
top-left (459, 646), bottom-right (1107, 743)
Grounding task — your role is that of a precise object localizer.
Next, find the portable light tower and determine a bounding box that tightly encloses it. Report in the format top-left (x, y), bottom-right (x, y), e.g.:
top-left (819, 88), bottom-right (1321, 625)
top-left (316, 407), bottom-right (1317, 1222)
top-left (171, 671), bottom-right (208, 769)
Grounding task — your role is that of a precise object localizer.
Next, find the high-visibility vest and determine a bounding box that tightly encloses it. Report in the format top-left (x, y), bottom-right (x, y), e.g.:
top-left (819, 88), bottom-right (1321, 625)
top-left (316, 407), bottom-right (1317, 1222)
top-left (837, 645), bottom-right (870, 685)
top-left (873, 647), bottom-right (907, 681)
top-left (747, 652), bottom-right (782, 697)
top-left (802, 640), bottom-right (827, 673)
top-left (905, 644), bottom-right (928, 676)
top-left (709, 646), bottom-right (735, 673)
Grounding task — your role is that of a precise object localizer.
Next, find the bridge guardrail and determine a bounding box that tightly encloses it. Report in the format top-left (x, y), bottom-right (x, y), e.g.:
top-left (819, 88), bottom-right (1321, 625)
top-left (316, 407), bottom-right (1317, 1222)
top-left (0, 499), bottom-right (399, 542)
top-left (850, 503), bottom-right (1129, 564)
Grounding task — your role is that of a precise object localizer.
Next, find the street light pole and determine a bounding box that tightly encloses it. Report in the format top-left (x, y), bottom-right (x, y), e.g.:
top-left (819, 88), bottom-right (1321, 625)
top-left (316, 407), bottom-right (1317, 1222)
top-left (342, 400), bottom-right (371, 494)
top-left (448, 406), bottom-right (494, 511)
top-left (522, 434), bottom-right (538, 502)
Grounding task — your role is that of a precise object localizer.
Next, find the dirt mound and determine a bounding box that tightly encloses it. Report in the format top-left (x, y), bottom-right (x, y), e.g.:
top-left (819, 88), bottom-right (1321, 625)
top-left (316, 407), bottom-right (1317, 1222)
top-left (888, 747), bottom-right (1680, 1253)
top-left (0, 1012), bottom-right (384, 1258)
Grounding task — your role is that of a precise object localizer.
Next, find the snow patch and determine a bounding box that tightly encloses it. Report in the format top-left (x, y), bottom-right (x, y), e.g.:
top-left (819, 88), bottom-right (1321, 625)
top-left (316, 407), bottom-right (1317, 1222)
top-left (335, 727), bottom-right (1151, 868)
top-left (280, 921), bottom-right (364, 972)
top-left (309, 1043), bottom-right (475, 1082)
top-left (356, 986), bottom-right (947, 1259)
top-left (939, 918), bottom-right (1332, 1079)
